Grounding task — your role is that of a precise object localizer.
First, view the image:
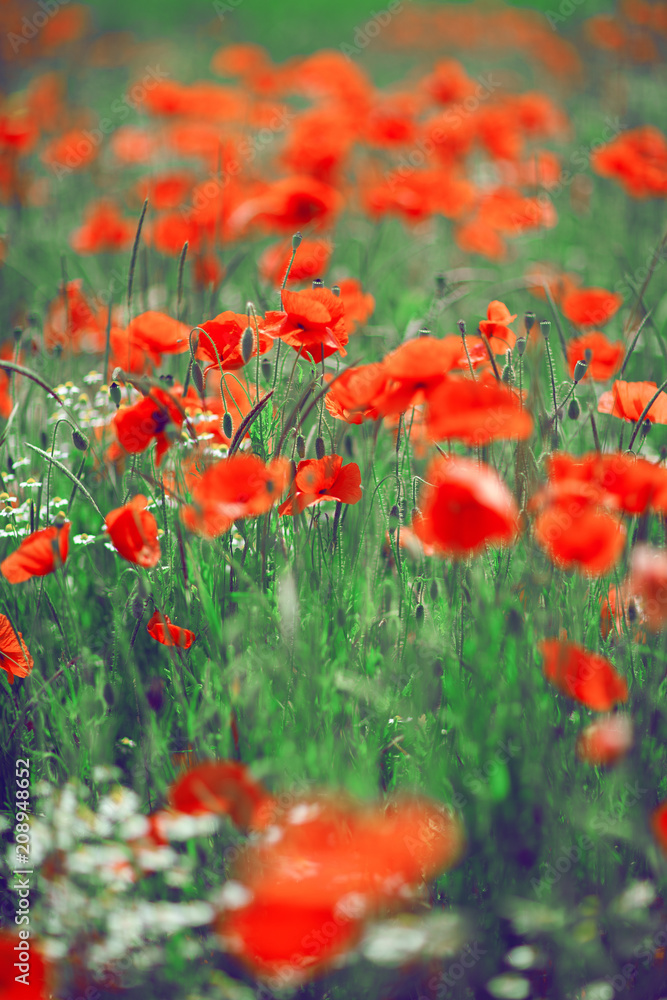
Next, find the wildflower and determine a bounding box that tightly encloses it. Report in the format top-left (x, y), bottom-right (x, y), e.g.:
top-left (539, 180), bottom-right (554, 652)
top-left (195, 311), bottom-right (273, 372)
top-left (259, 238), bottom-right (333, 287)
top-left (147, 610), bottom-right (195, 649)
top-left (0, 614), bottom-right (33, 685)
top-left (263, 286), bottom-right (348, 363)
top-left (1, 521), bottom-right (70, 583)
top-left (278, 455), bottom-right (362, 516)
top-left (168, 761), bottom-right (272, 831)
top-left (69, 199), bottom-right (136, 255)
top-left (412, 456), bottom-right (519, 557)
top-left (598, 380), bottom-right (667, 425)
top-left (566, 331), bottom-right (624, 381)
top-left (113, 386), bottom-right (184, 466)
top-left (625, 544), bottom-right (667, 631)
top-left (425, 371), bottom-right (533, 445)
top-left (576, 715), bottom-right (633, 766)
top-left (105, 495), bottom-right (160, 568)
top-left (540, 638), bottom-right (628, 710)
top-left (561, 287), bottom-right (623, 328)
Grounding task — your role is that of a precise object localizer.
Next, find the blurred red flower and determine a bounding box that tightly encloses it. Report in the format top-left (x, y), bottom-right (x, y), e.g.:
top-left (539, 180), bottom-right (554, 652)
top-left (540, 638), bottom-right (628, 710)
top-left (105, 495), bottom-right (160, 568)
top-left (1, 521), bottom-right (70, 583)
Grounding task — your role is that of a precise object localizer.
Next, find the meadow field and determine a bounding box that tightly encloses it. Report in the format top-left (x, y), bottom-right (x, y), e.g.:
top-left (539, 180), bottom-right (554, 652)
top-left (1, 1), bottom-right (667, 998)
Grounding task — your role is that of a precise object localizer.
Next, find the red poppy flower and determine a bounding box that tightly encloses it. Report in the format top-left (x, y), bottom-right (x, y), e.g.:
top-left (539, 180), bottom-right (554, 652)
top-left (0, 931), bottom-right (53, 1000)
top-left (43, 279), bottom-right (110, 354)
top-left (195, 311), bottom-right (273, 371)
top-left (113, 387), bottom-right (184, 466)
top-left (561, 287), bottom-right (623, 328)
top-left (278, 455), bottom-right (362, 516)
top-left (652, 801), bottom-right (667, 855)
top-left (228, 176), bottom-right (344, 235)
top-left (599, 582), bottom-right (647, 643)
top-left (263, 287), bottom-right (348, 363)
top-left (0, 614), bottom-right (33, 685)
top-left (1, 521), bottom-right (70, 583)
top-left (135, 171), bottom-right (195, 210)
top-left (147, 609), bottom-right (195, 649)
top-left (169, 761), bottom-right (272, 830)
top-left (477, 300), bottom-right (517, 354)
top-left (422, 59), bottom-right (476, 105)
top-left (41, 127), bottom-right (100, 172)
top-left (338, 278), bottom-right (375, 333)
top-left (592, 126), bottom-right (667, 199)
top-left (576, 714), bottom-right (633, 766)
top-left (323, 363), bottom-right (388, 424)
top-left (181, 454), bottom-right (291, 538)
top-left (625, 544), bottom-right (667, 631)
top-left (371, 336), bottom-right (477, 418)
top-left (530, 483), bottom-right (626, 576)
top-left (259, 238), bottom-right (333, 287)
top-left (566, 331), bottom-right (624, 381)
top-left (412, 456), bottom-right (519, 557)
top-left (454, 218), bottom-right (507, 261)
top-left (281, 107), bottom-right (356, 182)
top-left (540, 638), bottom-right (628, 710)
top-left (544, 451), bottom-right (667, 516)
top-left (69, 199), bottom-right (136, 255)
top-left (105, 495), bottom-right (160, 568)
top-left (425, 372), bottom-right (533, 445)
top-left (598, 380), bottom-right (667, 425)
top-left (122, 311), bottom-right (192, 363)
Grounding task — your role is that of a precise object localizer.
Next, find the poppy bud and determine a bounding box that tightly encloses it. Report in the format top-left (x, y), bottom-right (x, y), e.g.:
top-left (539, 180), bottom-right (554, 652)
top-left (289, 459), bottom-right (297, 482)
top-left (435, 273), bottom-right (446, 297)
top-left (344, 435), bottom-right (354, 458)
top-left (515, 337), bottom-right (526, 357)
top-left (52, 511), bottom-right (67, 528)
top-left (416, 603), bottom-right (424, 627)
top-left (131, 595), bottom-right (145, 620)
top-left (389, 504), bottom-right (400, 530)
top-left (315, 436), bottom-right (325, 459)
top-left (109, 382), bottom-right (122, 408)
top-left (525, 312), bottom-right (535, 333)
top-left (573, 359), bottom-right (588, 383)
top-left (312, 278), bottom-right (324, 289)
top-left (191, 361), bottom-right (204, 396)
top-left (72, 429), bottom-right (89, 451)
top-left (241, 326), bottom-right (254, 364)
top-left (507, 607), bottom-right (523, 636)
top-left (292, 232), bottom-right (302, 251)
top-left (568, 397), bottom-right (580, 420)
top-left (261, 358), bottom-right (272, 382)
top-left (7, 455), bottom-right (13, 474)
top-left (457, 319), bottom-right (466, 335)
top-left (40, 430), bottom-right (48, 450)
top-left (222, 412), bottom-right (233, 438)
top-left (642, 419), bottom-right (651, 436)
top-left (13, 326), bottom-right (22, 342)
top-left (103, 683), bottom-right (115, 707)
top-left (331, 285), bottom-right (340, 297)
top-left (112, 366), bottom-right (122, 381)
top-left (146, 677), bottom-right (165, 713)
top-left (540, 320), bottom-right (550, 338)
top-left (296, 435), bottom-right (305, 459)
top-left (161, 373), bottom-right (174, 387)
top-left (584, 348), bottom-right (593, 363)
top-left (429, 579), bottom-right (438, 601)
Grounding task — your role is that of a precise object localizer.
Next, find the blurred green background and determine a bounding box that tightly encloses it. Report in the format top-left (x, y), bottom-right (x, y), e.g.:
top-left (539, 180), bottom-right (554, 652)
top-left (84, 0), bottom-right (612, 58)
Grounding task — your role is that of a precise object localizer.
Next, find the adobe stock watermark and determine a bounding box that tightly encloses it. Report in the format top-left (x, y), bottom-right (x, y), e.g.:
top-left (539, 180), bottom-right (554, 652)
top-left (546, 0), bottom-right (587, 32)
top-left (7, 0), bottom-right (70, 54)
top-left (419, 940), bottom-right (488, 999)
top-left (531, 780), bottom-right (647, 897)
top-left (340, 1), bottom-right (405, 60)
top-left (50, 66), bottom-right (170, 180)
top-left (213, 0), bottom-right (243, 20)
top-left (536, 116), bottom-right (626, 208)
top-left (385, 73), bottom-right (501, 190)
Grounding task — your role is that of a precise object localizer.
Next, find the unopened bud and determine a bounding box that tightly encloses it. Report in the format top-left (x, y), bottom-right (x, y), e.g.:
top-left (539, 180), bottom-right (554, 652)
top-left (416, 604), bottom-right (424, 627)
top-left (573, 359), bottom-right (588, 383)
top-left (72, 429), bottom-right (89, 451)
top-left (12, 326), bottom-right (22, 342)
top-left (389, 504), bottom-right (400, 529)
top-left (331, 285), bottom-right (340, 297)
top-left (418, 328), bottom-right (430, 338)
top-left (241, 326), bottom-right (254, 365)
top-left (312, 278), bottom-right (324, 289)
top-left (315, 436), bottom-right (325, 459)
top-left (131, 595), bottom-right (145, 620)
top-left (642, 419), bottom-right (651, 436)
top-left (435, 274), bottom-right (446, 297)
top-left (515, 337), bottom-right (527, 357)
top-left (109, 382), bottom-right (122, 408)
top-left (261, 358), bottom-right (272, 382)
top-left (191, 361), bottom-right (204, 395)
top-left (296, 435), bottom-right (305, 459)
top-left (540, 320), bottom-right (551, 338)
top-left (429, 579), bottom-right (438, 601)
top-left (584, 348), bottom-right (593, 364)
top-left (289, 459), bottom-right (297, 482)
top-left (524, 312), bottom-right (535, 333)
top-left (292, 232), bottom-right (302, 251)
top-left (40, 430), bottom-right (48, 450)
top-left (344, 435), bottom-right (354, 458)
top-left (457, 319), bottom-right (466, 336)
top-left (567, 397), bottom-right (580, 420)
top-left (222, 412), bottom-right (233, 438)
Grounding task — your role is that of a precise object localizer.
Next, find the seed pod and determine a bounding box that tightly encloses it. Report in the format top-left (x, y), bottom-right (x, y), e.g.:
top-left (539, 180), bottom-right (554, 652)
top-left (261, 358), bottom-right (272, 382)
top-left (418, 328), bottom-right (430, 337)
top-left (72, 429), bottom-right (89, 451)
top-left (312, 278), bottom-right (324, 289)
top-left (222, 412), bottom-right (233, 438)
top-left (568, 397), bottom-right (580, 420)
top-left (457, 319), bottom-right (466, 335)
top-left (40, 430), bottom-right (48, 450)
top-left (289, 459), bottom-right (297, 482)
top-left (573, 359), bottom-right (588, 383)
top-left (13, 326), bottom-right (22, 342)
top-left (109, 382), bottom-right (122, 408)
top-left (331, 285), bottom-right (340, 297)
top-left (429, 579), bottom-right (438, 601)
top-left (540, 320), bottom-right (551, 338)
top-left (416, 604), bottom-right (424, 627)
top-left (7, 455), bottom-right (13, 474)
top-left (389, 504), bottom-right (400, 530)
top-left (435, 273), bottom-right (446, 297)
top-left (191, 360), bottom-right (204, 395)
top-left (344, 435), bottom-right (354, 458)
top-left (241, 326), bottom-right (254, 364)
top-left (315, 436), bottom-right (325, 459)
top-left (524, 312), bottom-right (535, 334)
top-left (296, 435), bottom-right (305, 459)
top-left (515, 337), bottom-right (527, 357)
top-left (292, 232), bottom-right (302, 251)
